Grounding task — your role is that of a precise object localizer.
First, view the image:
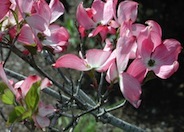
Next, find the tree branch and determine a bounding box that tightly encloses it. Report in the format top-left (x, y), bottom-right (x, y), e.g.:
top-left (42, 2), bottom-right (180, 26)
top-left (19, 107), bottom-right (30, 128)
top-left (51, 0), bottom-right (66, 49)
top-left (4, 68), bottom-right (145, 132)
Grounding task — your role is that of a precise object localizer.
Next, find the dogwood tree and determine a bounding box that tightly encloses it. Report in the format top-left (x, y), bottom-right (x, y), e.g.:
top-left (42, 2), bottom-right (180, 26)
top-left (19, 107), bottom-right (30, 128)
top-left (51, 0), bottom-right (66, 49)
top-left (0, 0), bottom-right (182, 131)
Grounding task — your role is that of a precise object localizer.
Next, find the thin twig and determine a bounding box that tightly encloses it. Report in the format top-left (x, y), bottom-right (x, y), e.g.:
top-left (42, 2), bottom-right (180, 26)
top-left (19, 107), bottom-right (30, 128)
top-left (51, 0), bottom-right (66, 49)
top-left (106, 100), bottom-right (126, 112)
top-left (0, 108), bottom-right (7, 122)
top-left (98, 72), bottom-right (104, 103)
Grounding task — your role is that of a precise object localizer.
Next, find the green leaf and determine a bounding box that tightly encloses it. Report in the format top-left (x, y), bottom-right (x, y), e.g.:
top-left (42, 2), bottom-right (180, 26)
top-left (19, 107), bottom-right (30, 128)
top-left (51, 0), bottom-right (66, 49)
top-left (1, 89), bottom-right (15, 105)
top-left (0, 81), bottom-right (9, 95)
top-left (25, 81), bottom-right (41, 112)
top-left (7, 106), bottom-right (26, 124)
top-left (21, 109), bottom-right (32, 121)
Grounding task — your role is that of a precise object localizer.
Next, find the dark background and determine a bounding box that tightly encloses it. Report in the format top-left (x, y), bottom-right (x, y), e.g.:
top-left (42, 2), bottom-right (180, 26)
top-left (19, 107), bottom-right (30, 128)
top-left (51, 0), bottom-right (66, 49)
top-left (133, 0), bottom-right (184, 131)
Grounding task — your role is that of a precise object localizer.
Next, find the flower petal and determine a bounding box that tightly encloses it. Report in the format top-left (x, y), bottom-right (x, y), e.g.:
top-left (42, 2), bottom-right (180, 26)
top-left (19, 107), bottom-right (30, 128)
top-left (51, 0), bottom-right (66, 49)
top-left (127, 58), bottom-right (148, 83)
top-left (33, 115), bottom-right (50, 128)
top-left (76, 3), bottom-right (95, 29)
top-left (49, 0), bottom-right (65, 23)
top-left (116, 36), bottom-right (136, 73)
top-left (20, 75), bottom-right (41, 97)
top-left (0, 63), bottom-right (16, 95)
top-left (38, 102), bottom-right (56, 117)
top-left (54, 54), bottom-right (90, 71)
top-left (86, 49), bottom-right (111, 69)
top-left (106, 60), bottom-right (118, 83)
top-left (119, 72), bottom-right (142, 108)
top-left (117, 1), bottom-right (138, 24)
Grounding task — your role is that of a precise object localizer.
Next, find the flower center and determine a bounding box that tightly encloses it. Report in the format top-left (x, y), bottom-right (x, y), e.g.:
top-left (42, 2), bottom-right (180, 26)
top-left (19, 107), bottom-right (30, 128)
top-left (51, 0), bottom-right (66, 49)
top-left (37, 32), bottom-right (46, 41)
top-left (148, 59), bottom-right (155, 67)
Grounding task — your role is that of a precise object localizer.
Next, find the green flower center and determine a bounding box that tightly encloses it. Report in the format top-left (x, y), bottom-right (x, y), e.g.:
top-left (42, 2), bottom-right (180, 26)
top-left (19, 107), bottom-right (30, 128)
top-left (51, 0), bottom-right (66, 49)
top-left (148, 59), bottom-right (155, 67)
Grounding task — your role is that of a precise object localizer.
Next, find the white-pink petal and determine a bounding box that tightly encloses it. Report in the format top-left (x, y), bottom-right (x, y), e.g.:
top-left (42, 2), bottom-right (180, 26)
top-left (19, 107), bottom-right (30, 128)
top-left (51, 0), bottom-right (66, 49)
top-left (86, 49), bottom-right (111, 69)
top-left (117, 1), bottom-right (138, 24)
top-left (154, 61), bottom-right (179, 79)
top-left (49, 0), bottom-right (65, 23)
top-left (106, 61), bottom-right (118, 83)
top-left (26, 14), bottom-right (49, 32)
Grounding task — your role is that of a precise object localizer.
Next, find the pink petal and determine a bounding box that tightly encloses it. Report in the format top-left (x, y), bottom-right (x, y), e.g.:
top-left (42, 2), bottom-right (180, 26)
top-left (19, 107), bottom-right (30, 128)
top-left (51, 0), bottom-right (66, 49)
top-left (152, 39), bottom-right (182, 65)
top-left (76, 3), bottom-right (95, 30)
top-left (97, 50), bottom-right (116, 72)
top-left (33, 115), bottom-right (50, 128)
top-left (131, 23), bottom-right (145, 37)
top-left (54, 54), bottom-right (90, 71)
top-left (91, 0), bottom-right (104, 23)
top-left (20, 75), bottom-right (41, 97)
top-left (103, 38), bottom-right (113, 51)
top-left (127, 59), bottom-right (148, 83)
top-left (0, 1), bottom-right (11, 21)
top-left (38, 102), bottom-right (56, 117)
top-left (88, 25), bottom-right (104, 37)
top-left (0, 63), bottom-right (16, 95)
top-left (146, 20), bottom-right (162, 37)
top-left (18, 24), bottom-right (35, 45)
top-left (119, 72), bottom-right (142, 108)
top-left (40, 78), bottom-right (52, 90)
top-left (106, 61), bottom-right (118, 83)
top-left (101, 0), bottom-right (114, 25)
top-left (15, 0), bottom-right (33, 16)
top-left (32, 0), bottom-right (51, 24)
top-left (48, 25), bottom-right (69, 43)
top-left (151, 39), bottom-right (182, 79)
top-left (154, 61), bottom-right (179, 79)
top-left (49, 0), bottom-right (65, 23)
top-left (26, 14), bottom-right (49, 32)
top-left (116, 36), bottom-right (136, 73)
top-left (117, 1), bottom-right (138, 24)
top-left (86, 49), bottom-right (111, 69)
top-left (137, 31), bottom-right (153, 59)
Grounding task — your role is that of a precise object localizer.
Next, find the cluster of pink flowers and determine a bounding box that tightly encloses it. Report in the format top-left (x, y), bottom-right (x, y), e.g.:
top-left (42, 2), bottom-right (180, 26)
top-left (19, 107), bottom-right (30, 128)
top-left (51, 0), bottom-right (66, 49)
top-left (0, 0), bottom-right (69, 53)
top-left (0, 0), bottom-right (182, 129)
top-left (0, 63), bottom-right (55, 128)
top-left (54, 0), bottom-right (182, 108)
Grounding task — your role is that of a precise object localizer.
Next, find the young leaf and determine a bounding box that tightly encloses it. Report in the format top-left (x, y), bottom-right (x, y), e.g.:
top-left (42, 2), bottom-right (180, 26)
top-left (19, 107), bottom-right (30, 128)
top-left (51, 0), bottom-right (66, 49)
top-left (25, 81), bottom-right (41, 112)
top-left (7, 106), bottom-right (26, 124)
top-left (1, 89), bottom-right (15, 105)
top-left (0, 81), bottom-right (9, 95)
top-left (21, 109), bottom-right (32, 121)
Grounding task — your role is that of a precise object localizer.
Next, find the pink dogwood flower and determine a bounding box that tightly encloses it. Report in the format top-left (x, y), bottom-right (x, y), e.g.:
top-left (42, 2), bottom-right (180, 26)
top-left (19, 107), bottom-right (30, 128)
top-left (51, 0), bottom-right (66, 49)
top-left (76, 0), bottom-right (116, 40)
top-left (32, 102), bottom-right (56, 129)
top-left (127, 21), bottom-right (182, 83)
top-left (15, 0), bottom-right (64, 34)
top-left (9, 0), bottom-right (69, 53)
